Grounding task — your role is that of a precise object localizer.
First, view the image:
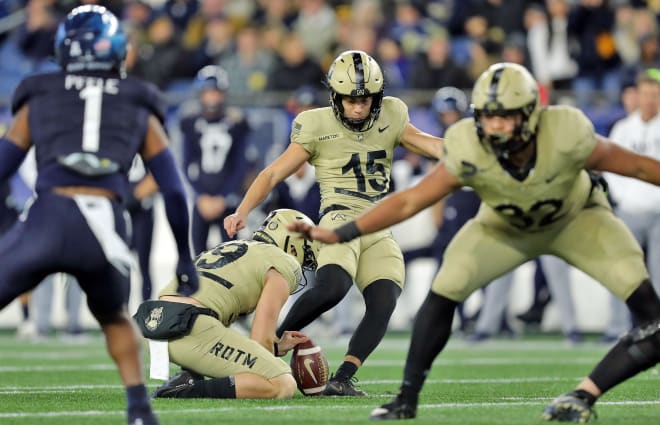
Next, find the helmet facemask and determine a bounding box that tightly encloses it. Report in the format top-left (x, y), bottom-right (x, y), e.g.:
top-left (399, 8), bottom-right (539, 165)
top-left (251, 209), bottom-right (319, 293)
top-left (472, 63), bottom-right (541, 160)
top-left (327, 50), bottom-right (384, 132)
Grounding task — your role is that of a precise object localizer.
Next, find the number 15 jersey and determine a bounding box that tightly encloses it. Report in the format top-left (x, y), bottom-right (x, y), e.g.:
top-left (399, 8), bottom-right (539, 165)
top-left (291, 97), bottom-right (409, 213)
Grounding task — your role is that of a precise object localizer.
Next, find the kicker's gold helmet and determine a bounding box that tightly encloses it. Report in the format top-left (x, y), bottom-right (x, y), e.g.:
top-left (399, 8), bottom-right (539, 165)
top-left (471, 62), bottom-right (541, 157)
top-left (252, 209), bottom-right (319, 272)
top-left (326, 50), bottom-right (384, 132)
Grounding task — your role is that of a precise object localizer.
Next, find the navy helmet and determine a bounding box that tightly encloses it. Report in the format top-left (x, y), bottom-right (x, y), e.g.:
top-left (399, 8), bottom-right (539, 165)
top-left (55, 5), bottom-right (127, 74)
top-left (432, 86), bottom-right (468, 115)
top-left (194, 65), bottom-right (229, 94)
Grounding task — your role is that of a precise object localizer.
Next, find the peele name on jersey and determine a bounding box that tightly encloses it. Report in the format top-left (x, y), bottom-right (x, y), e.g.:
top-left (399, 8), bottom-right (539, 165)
top-left (64, 74), bottom-right (119, 95)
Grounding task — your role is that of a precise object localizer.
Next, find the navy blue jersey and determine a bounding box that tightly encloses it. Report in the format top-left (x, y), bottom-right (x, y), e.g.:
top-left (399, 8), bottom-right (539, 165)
top-left (0, 181), bottom-right (17, 234)
top-left (180, 110), bottom-right (250, 201)
top-left (12, 71), bottom-right (166, 200)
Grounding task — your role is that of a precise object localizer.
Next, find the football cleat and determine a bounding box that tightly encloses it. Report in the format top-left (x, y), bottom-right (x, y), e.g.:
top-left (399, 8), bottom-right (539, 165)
top-left (370, 396), bottom-right (417, 420)
top-left (322, 374), bottom-right (367, 396)
top-left (151, 370), bottom-right (202, 398)
top-left (127, 408), bottom-right (159, 425)
top-left (542, 391), bottom-right (597, 423)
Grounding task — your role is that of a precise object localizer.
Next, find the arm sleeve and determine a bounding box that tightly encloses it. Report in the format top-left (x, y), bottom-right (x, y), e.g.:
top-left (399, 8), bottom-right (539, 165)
top-left (0, 138), bottom-right (28, 182)
top-left (145, 148), bottom-right (192, 259)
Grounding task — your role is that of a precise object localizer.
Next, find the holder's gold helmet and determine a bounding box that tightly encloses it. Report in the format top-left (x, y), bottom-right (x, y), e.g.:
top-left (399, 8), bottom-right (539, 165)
top-left (471, 63), bottom-right (541, 158)
top-left (252, 209), bottom-right (319, 272)
top-left (327, 50), bottom-right (384, 132)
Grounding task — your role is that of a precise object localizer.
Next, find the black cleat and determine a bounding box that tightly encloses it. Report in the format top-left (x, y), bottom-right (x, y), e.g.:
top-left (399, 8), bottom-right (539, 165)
top-left (370, 396), bottom-right (417, 420)
top-left (151, 370), bottom-right (203, 398)
top-left (542, 391), bottom-right (597, 423)
top-left (127, 408), bottom-right (159, 425)
top-left (322, 374), bottom-right (367, 396)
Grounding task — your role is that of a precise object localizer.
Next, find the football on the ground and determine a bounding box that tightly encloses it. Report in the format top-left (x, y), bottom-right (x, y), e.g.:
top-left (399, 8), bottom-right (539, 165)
top-left (290, 339), bottom-right (330, 396)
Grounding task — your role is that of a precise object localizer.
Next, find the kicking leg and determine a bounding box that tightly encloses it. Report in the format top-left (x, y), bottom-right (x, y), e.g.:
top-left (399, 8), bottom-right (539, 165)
top-left (324, 279), bottom-right (401, 396)
top-left (371, 291), bottom-right (458, 419)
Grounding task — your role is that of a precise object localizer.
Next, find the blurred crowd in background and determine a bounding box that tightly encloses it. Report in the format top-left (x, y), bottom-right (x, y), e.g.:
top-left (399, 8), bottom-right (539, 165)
top-left (2, 0), bottom-right (660, 343)
top-left (1, 0), bottom-right (660, 108)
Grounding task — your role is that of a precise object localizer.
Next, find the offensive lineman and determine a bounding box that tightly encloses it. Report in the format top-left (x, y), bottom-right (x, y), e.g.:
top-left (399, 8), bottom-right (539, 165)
top-left (224, 50), bottom-right (443, 395)
top-left (291, 62), bottom-right (660, 421)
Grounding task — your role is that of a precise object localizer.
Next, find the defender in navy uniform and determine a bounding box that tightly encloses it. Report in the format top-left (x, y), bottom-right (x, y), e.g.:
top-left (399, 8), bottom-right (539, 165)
top-left (0, 6), bottom-right (199, 425)
top-left (180, 65), bottom-right (251, 254)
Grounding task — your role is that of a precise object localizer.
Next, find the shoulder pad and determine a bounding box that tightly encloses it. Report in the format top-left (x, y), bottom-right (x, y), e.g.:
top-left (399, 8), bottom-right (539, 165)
top-left (126, 76), bottom-right (167, 123)
top-left (540, 106), bottom-right (594, 155)
top-left (443, 118), bottom-right (488, 180)
top-left (11, 74), bottom-right (46, 114)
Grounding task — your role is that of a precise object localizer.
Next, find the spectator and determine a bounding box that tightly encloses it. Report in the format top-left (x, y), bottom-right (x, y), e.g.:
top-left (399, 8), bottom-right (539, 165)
top-left (568, 0), bottom-right (622, 106)
top-left (267, 32), bottom-right (326, 92)
top-left (604, 70), bottom-right (660, 341)
top-left (220, 25), bottom-right (274, 98)
top-left (525, 1), bottom-right (578, 101)
top-left (293, 0), bottom-right (337, 65)
top-left (408, 32), bottom-right (473, 90)
top-left (130, 14), bottom-right (184, 89)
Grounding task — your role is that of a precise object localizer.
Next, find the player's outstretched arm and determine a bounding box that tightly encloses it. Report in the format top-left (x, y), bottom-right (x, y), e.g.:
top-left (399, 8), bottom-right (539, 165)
top-left (224, 143), bottom-right (309, 238)
top-left (290, 163), bottom-right (461, 244)
top-left (0, 105), bottom-right (31, 182)
top-left (399, 122), bottom-right (444, 159)
top-left (587, 134), bottom-right (660, 185)
top-left (142, 115), bottom-right (199, 296)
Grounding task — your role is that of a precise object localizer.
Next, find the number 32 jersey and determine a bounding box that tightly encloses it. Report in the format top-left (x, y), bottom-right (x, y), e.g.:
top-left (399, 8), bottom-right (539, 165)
top-left (443, 105), bottom-right (600, 232)
top-left (11, 71), bottom-right (165, 200)
top-left (291, 97), bottom-right (409, 213)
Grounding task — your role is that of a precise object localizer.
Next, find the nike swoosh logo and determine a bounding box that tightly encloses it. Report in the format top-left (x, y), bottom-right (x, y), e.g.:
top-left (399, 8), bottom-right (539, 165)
top-left (304, 358), bottom-right (318, 384)
top-left (378, 125), bottom-right (389, 133)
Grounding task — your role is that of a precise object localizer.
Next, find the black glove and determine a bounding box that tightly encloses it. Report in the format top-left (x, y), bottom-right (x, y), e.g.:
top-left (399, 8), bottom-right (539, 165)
top-left (175, 260), bottom-right (199, 296)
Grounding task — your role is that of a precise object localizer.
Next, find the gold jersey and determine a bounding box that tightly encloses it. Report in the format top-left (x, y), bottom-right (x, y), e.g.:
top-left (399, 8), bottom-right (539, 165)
top-left (443, 105), bottom-right (598, 232)
top-left (159, 241), bottom-right (302, 327)
top-left (291, 96), bottom-right (409, 212)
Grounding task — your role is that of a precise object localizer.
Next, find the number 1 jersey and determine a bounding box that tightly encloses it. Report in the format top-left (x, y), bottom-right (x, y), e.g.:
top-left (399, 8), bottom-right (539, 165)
top-left (11, 70), bottom-right (166, 200)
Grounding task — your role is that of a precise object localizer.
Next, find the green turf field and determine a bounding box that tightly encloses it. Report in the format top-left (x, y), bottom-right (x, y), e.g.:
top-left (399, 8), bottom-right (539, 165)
top-left (1, 332), bottom-right (658, 424)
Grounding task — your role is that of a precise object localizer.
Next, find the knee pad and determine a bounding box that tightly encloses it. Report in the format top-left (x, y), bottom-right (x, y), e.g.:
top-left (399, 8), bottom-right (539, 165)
top-left (315, 264), bottom-right (353, 304)
top-left (622, 318), bottom-right (660, 366)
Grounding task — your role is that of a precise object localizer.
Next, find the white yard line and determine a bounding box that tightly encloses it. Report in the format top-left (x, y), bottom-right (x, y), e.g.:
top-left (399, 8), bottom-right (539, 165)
top-left (0, 400), bottom-right (658, 419)
top-left (2, 375), bottom-right (658, 394)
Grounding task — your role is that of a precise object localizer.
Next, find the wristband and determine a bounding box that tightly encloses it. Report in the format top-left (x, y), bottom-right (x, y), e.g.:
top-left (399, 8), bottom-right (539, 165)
top-left (273, 342), bottom-right (280, 357)
top-left (334, 221), bottom-right (362, 243)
